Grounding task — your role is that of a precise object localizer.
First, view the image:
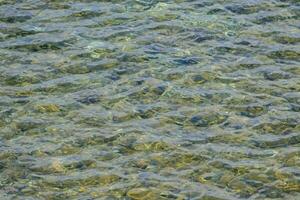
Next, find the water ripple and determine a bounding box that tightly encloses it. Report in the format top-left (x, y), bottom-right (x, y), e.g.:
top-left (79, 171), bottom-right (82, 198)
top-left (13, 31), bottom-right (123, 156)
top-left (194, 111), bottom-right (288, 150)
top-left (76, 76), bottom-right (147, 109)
top-left (0, 0), bottom-right (300, 199)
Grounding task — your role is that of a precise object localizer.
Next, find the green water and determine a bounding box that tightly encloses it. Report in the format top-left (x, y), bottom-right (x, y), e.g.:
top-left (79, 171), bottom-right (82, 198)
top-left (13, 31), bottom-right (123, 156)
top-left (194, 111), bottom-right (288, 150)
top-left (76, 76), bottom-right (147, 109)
top-left (0, 0), bottom-right (300, 199)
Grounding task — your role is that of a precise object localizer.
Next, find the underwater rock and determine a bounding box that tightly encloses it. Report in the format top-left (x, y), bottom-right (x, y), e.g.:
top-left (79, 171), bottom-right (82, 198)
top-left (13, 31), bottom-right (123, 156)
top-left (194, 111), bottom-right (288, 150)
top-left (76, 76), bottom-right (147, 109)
top-left (263, 71), bottom-right (291, 81)
top-left (227, 178), bottom-right (257, 197)
top-left (207, 8), bottom-right (227, 15)
top-left (235, 40), bottom-right (252, 46)
top-left (14, 117), bottom-right (48, 132)
top-left (191, 75), bottom-right (206, 84)
top-left (73, 89), bottom-right (102, 105)
top-left (240, 105), bottom-right (267, 117)
top-left (253, 121), bottom-right (298, 135)
top-left (253, 133), bottom-right (300, 148)
top-left (50, 159), bottom-right (65, 173)
top-left (190, 115), bottom-right (208, 127)
top-left (78, 95), bottom-right (100, 104)
top-left (133, 159), bottom-right (148, 169)
top-left (174, 57), bottom-right (199, 65)
top-left (259, 186), bottom-right (283, 198)
top-left (127, 188), bottom-right (158, 200)
top-left (291, 103), bottom-right (300, 112)
top-left (4, 71), bottom-right (41, 86)
top-left (0, 6), bottom-right (33, 23)
top-left (219, 172), bottom-right (235, 185)
top-left (35, 104), bottom-right (60, 113)
top-left (151, 85), bottom-right (167, 95)
top-left (189, 32), bottom-right (213, 43)
top-left (190, 113), bottom-right (228, 127)
top-left (225, 5), bottom-right (256, 14)
top-left (274, 180), bottom-right (300, 192)
top-left (134, 141), bottom-right (172, 152)
top-left (274, 35), bottom-right (300, 44)
top-left (267, 50), bottom-right (300, 61)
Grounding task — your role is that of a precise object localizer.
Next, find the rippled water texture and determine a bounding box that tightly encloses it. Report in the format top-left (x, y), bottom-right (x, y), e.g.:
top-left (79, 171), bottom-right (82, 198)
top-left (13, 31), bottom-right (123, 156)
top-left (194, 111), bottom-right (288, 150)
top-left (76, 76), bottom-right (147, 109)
top-left (0, 0), bottom-right (300, 199)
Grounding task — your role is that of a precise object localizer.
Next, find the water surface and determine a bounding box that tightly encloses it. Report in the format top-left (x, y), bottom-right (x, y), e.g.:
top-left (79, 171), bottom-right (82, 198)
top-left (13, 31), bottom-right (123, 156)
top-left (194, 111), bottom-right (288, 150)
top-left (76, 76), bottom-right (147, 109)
top-left (0, 0), bottom-right (300, 199)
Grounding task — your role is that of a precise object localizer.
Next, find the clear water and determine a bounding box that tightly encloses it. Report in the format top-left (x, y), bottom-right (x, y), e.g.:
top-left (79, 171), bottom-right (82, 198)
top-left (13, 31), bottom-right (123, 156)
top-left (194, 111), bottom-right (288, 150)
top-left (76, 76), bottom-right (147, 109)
top-left (0, 0), bottom-right (300, 199)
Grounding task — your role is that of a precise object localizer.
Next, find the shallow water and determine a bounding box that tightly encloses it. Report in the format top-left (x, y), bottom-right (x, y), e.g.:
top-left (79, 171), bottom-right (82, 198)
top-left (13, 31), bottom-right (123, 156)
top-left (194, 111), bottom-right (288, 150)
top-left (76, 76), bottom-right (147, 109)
top-left (0, 0), bottom-right (300, 199)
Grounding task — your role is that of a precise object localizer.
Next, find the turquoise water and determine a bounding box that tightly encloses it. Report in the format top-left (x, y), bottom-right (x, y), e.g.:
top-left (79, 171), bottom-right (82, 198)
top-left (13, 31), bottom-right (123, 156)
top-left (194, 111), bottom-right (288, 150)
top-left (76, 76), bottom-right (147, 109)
top-left (0, 0), bottom-right (300, 199)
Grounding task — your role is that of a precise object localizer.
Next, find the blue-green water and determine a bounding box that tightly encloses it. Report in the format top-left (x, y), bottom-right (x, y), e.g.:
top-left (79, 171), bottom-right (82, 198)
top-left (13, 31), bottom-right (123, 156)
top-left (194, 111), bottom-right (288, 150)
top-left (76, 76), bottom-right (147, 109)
top-left (0, 0), bottom-right (300, 199)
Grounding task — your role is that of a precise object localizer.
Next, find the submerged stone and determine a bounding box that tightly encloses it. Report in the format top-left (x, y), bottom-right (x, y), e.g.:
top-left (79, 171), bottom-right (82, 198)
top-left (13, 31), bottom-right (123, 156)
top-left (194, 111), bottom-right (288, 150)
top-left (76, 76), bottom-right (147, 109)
top-left (274, 35), bottom-right (300, 44)
top-left (263, 71), bottom-right (291, 81)
top-left (191, 75), bottom-right (206, 84)
top-left (174, 57), bottom-right (199, 65)
top-left (226, 5), bottom-right (256, 14)
top-left (14, 117), bottom-right (48, 132)
top-left (275, 180), bottom-right (300, 192)
top-left (127, 188), bottom-right (158, 200)
top-left (190, 113), bottom-right (228, 127)
top-left (190, 115), bottom-right (208, 127)
top-left (291, 103), bottom-right (300, 112)
top-left (152, 85), bottom-right (167, 95)
top-left (240, 105), bottom-right (267, 117)
top-left (187, 30), bottom-right (213, 43)
top-left (134, 159), bottom-right (148, 169)
top-left (267, 50), bottom-right (300, 61)
top-left (50, 159), bottom-right (65, 173)
top-left (227, 178), bottom-right (257, 196)
top-left (134, 141), bottom-right (172, 152)
top-left (253, 121), bottom-right (297, 134)
top-left (35, 104), bottom-right (60, 113)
